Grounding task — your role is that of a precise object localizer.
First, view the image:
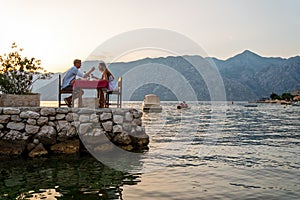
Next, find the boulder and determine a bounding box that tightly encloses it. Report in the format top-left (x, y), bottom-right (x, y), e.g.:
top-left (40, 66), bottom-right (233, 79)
top-left (50, 140), bottom-right (80, 154)
top-left (29, 143), bottom-right (48, 158)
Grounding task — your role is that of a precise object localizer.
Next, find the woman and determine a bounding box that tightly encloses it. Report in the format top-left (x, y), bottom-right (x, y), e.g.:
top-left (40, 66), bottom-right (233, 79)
top-left (92, 61), bottom-right (117, 107)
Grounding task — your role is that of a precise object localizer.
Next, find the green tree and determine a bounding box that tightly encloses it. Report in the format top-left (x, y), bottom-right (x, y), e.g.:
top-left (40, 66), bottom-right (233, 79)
top-left (0, 42), bottom-right (52, 94)
top-left (270, 92), bottom-right (281, 100)
top-left (281, 93), bottom-right (292, 101)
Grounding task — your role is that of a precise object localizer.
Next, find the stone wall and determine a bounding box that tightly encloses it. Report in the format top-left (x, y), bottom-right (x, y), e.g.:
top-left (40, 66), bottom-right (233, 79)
top-left (0, 107), bottom-right (149, 158)
top-left (0, 94), bottom-right (40, 107)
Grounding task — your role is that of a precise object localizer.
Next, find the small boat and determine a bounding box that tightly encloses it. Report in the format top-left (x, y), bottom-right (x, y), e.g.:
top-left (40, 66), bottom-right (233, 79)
top-left (142, 94), bottom-right (162, 112)
top-left (291, 101), bottom-right (300, 106)
top-left (177, 101), bottom-right (190, 109)
top-left (244, 104), bottom-right (258, 107)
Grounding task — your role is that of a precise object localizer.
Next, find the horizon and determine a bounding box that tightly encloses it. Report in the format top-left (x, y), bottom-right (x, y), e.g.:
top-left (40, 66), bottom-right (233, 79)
top-left (86, 49), bottom-right (300, 64)
top-left (45, 49), bottom-right (300, 74)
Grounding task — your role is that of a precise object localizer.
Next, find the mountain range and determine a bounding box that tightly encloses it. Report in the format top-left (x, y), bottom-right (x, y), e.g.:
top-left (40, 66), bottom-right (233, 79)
top-left (33, 50), bottom-right (300, 101)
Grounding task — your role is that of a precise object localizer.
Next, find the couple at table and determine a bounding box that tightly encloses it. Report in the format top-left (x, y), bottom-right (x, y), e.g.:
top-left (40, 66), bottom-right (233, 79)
top-left (61, 59), bottom-right (116, 107)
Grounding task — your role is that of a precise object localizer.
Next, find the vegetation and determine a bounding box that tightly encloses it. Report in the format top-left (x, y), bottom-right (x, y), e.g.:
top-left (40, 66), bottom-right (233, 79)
top-left (0, 42), bottom-right (52, 95)
top-left (270, 92), bottom-right (293, 101)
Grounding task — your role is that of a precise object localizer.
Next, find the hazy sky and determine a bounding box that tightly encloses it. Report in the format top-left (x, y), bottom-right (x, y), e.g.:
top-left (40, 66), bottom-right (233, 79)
top-left (1, 0), bottom-right (299, 72)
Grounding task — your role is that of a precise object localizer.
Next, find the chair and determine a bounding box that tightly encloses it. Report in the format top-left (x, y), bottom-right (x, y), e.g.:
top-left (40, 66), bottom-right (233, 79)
top-left (105, 77), bottom-right (122, 108)
top-left (58, 74), bottom-right (72, 107)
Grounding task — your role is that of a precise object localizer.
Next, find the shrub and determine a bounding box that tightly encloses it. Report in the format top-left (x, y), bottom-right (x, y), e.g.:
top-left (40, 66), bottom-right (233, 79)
top-left (0, 42), bottom-right (52, 94)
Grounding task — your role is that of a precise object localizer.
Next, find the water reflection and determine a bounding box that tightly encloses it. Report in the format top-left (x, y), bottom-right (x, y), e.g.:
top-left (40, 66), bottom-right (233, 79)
top-left (0, 155), bottom-right (142, 199)
top-left (17, 188), bottom-right (62, 200)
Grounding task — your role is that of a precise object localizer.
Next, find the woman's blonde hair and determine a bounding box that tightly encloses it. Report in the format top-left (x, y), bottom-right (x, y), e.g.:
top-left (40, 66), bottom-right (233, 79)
top-left (99, 61), bottom-right (114, 80)
top-left (99, 62), bottom-right (107, 71)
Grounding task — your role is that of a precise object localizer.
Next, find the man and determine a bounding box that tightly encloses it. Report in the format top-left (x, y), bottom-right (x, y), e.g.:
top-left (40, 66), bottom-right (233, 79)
top-left (61, 59), bottom-right (95, 107)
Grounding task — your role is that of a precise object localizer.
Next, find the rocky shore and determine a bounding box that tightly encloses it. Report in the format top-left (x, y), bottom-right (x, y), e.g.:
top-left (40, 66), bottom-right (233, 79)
top-left (0, 107), bottom-right (149, 158)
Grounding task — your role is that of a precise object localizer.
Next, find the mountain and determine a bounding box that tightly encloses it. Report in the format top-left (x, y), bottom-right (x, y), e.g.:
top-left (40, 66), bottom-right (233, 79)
top-left (33, 50), bottom-right (300, 101)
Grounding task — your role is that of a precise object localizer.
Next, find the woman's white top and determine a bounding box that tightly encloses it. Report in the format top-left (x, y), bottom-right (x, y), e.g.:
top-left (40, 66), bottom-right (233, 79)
top-left (108, 75), bottom-right (118, 91)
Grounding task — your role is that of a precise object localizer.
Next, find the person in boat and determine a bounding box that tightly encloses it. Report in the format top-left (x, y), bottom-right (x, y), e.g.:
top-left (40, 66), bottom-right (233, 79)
top-left (177, 101), bottom-right (188, 109)
top-left (180, 101), bottom-right (188, 107)
top-left (91, 61), bottom-right (117, 107)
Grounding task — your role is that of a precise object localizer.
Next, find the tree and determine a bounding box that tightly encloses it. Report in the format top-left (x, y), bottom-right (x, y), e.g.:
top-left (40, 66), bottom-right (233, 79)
top-left (270, 93), bottom-right (281, 100)
top-left (0, 43), bottom-right (52, 95)
top-left (281, 93), bottom-right (292, 101)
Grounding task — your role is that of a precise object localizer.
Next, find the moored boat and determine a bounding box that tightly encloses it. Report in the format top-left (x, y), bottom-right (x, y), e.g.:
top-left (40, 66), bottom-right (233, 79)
top-left (177, 101), bottom-right (190, 109)
top-left (142, 94), bottom-right (162, 112)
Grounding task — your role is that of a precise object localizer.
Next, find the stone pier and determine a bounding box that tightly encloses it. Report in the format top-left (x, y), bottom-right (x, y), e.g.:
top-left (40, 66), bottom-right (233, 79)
top-left (0, 107), bottom-right (149, 158)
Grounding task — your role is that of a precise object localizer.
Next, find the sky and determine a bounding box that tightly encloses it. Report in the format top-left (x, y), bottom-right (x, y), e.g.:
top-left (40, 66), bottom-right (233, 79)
top-left (1, 0), bottom-right (299, 72)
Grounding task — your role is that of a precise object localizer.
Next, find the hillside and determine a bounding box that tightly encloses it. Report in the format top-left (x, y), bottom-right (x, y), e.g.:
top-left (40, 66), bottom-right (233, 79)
top-left (33, 50), bottom-right (300, 101)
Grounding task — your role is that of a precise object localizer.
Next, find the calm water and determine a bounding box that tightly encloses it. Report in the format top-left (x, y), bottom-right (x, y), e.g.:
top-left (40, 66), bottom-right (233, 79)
top-left (0, 102), bottom-right (299, 199)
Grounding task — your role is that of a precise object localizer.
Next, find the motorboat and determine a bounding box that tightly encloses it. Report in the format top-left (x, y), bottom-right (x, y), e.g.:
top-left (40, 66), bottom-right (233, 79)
top-left (142, 94), bottom-right (162, 112)
top-left (177, 101), bottom-right (190, 109)
top-left (244, 104), bottom-right (258, 107)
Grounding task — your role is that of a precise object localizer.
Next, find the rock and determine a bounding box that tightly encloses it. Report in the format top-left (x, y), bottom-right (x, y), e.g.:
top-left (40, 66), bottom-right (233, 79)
top-left (113, 108), bottom-right (125, 116)
top-left (7, 122), bottom-right (25, 131)
top-left (0, 140), bottom-right (27, 155)
top-left (56, 107), bottom-right (69, 114)
top-left (0, 115), bottom-right (10, 123)
top-left (19, 107), bottom-right (41, 113)
top-left (133, 118), bottom-right (142, 126)
top-left (10, 115), bottom-right (21, 122)
top-left (100, 112), bottom-right (112, 121)
top-left (137, 136), bottom-right (149, 147)
top-left (81, 128), bottom-right (108, 145)
top-left (29, 143), bottom-right (48, 158)
top-left (25, 124), bottom-right (40, 135)
top-left (113, 132), bottom-right (132, 145)
top-left (0, 124), bottom-right (4, 129)
top-left (57, 126), bottom-right (77, 141)
top-left (135, 126), bottom-right (143, 133)
top-left (56, 120), bottom-right (71, 132)
top-left (48, 121), bottom-right (56, 127)
top-left (113, 115), bottom-right (123, 124)
top-left (40, 108), bottom-right (56, 116)
top-left (133, 110), bottom-right (143, 118)
top-left (27, 143), bottom-right (36, 151)
top-left (123, 123), bottom-right (132, 131)
top-left (113, 125), bottom-right (123, 133)
top-left (27, 118), bottom-right (37, 125)
top-left (66, 113), bottom-right (78, 121)
top-left (66, 126), bottom-right (77, 138)
top-left (56, 114), bottom-right (65, 120)
top-left (101, 121), bottom-right (113, 132)
top-left (71, 121), bottom-right (80, 129)
top-left (124, 112), bottom-right (133, 122)
top-left (35, 125), bottom-right (57, 145)
top-left (2, 108), bottom-right (20, 115)
top-left (20, 111), bottom-right (40, 119)
top-left (100, 108), bottom-right (112, 113)
top-left (79, 115), bottom-right (90, 123)
top-left (120, 145), bottom-right (133, 151)
top-left (130, 130), bottom-right (149, 147)
top-left (77, 108), bottom-right (95, 114)
top-left (3, 130), bottom-right (28, 141)
top-left (37, 117), bottom-right (48, 126)
top-left (50, 140), bottom-right (80, 154)
top-left (90, 113), bottom-right (99, 123)
top-left (94, 143), bottom-right (114, 152)
top-left (33, 138), bottom-right (39, 145)
top-left (49, 116), bottom-right (56, 121)
top-left (78, 123), bottom-right (93, 135)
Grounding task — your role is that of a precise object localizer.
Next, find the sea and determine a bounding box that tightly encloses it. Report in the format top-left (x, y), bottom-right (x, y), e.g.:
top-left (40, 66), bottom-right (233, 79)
top-left (0, 101), bottom-right (299, 200)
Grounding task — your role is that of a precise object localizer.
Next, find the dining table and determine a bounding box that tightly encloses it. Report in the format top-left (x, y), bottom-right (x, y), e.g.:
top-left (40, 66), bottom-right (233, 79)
top-left (72, 79), bottom-right (109, 108)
